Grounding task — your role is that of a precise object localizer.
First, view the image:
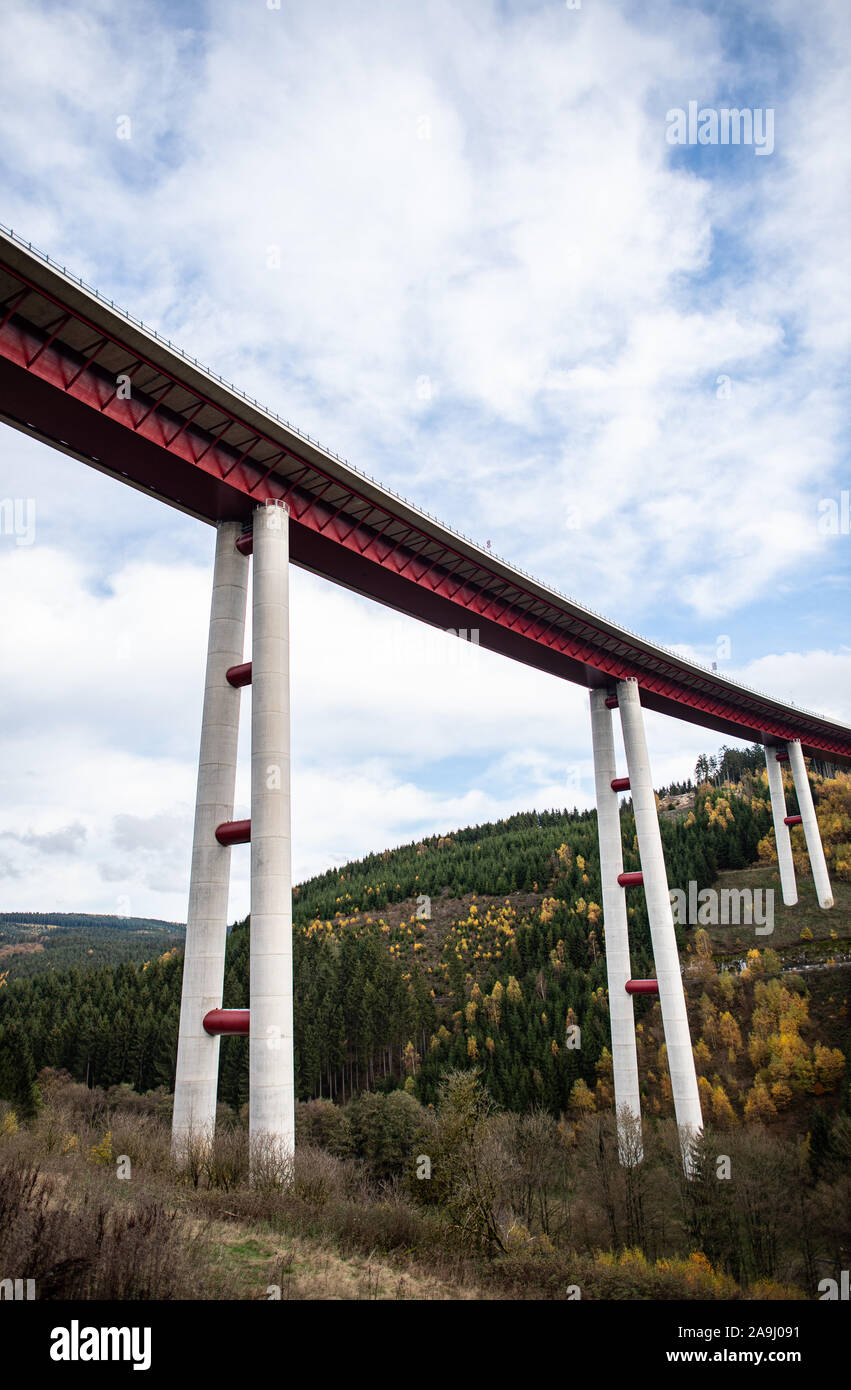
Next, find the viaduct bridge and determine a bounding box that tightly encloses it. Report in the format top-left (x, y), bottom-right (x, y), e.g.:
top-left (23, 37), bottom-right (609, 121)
top-left (1, 224), bottom-right (846, 1170)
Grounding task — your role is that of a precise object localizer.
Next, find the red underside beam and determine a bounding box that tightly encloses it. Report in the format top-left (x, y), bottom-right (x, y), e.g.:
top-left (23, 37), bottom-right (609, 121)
top-left (625, 980), bottom-right (659, 995)
top-left (784, 814), bottom-right (802, 826)
top-left (617, 871), bottom-right (644, 887)
top-left (203, 1009), bottom-right (250, 1036)
top-left (215, 819), bottom-right (251, 846)
top-left (611, 776), bottom-right (630, 792)
top-left (605, 695), bottom-right (619, 709)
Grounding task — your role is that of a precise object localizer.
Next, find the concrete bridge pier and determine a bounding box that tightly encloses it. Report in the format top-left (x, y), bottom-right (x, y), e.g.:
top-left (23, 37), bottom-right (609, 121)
top-left (248, 499), bottom-right (295, 1177)
top-left (764, 744), bottom-right (798, 906)
top-left (589, 689), bottom-right (642, 1165)
top-left (786, 739), bottom-right (834, 910)
top-left (172, 521), bottom-right (249, 1161)
top-left (172, 503), bottom-right (294, 1177)
top-left (616, 678), bottom-right (703, 1170)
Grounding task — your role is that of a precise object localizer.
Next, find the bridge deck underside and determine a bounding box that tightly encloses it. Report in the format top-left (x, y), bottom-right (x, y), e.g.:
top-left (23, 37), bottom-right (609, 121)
top-left (2, 250), bottom-right (849, 765)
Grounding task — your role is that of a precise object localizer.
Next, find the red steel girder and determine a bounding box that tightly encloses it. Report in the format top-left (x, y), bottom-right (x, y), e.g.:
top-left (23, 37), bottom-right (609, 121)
top-left (99, 358), bottom-right (146, 413)
top-left (64, 334), bottom-right (109, 390)
top-left (164, 399), bottom-right (207, 449)
top-left (132, 380), bottom-right (176, 432)
top-left (0, 286), bottom-right (30, 330)
top-left (192, 416), bottom-right (235, 465)
top-left (26, 312), bottom-right (71, 368)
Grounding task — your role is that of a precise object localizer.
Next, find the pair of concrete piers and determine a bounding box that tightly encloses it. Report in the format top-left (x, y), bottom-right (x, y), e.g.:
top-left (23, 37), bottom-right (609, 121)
top-left (171, 511), bottom-right (834, 1177)
top-left (172, 503), bottom-right (294, 1171)
top-left (591, 685), bottom-right (834, 1170)
top-left (764, 740), bottom-right (833, 911)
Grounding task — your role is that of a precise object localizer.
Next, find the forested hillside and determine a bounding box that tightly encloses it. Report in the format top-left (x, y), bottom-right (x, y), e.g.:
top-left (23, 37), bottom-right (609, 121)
top-left (0, 912), bottom-right (184, 982)
top-left (2, 754), bottom-right (847, 1134)
top-left (1, 755), bottom-right (849, 1306)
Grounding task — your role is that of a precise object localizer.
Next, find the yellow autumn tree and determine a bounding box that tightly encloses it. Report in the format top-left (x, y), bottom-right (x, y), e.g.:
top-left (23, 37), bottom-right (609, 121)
top-left (743, 1083), bottom-right (778, 1124)
top-left (813, 1044), bottom-right (846, 1092)
top-left (718, 1011), bottom-right (742, 1061)
top-left (711, 1084), bottom-right (737, 1127)
top-left (699, 993), bottom-right (718, 1046)
top-left (89, 1131), bottom-right (114, 1165)
top-left (568, 1078), bottom-right (596, 1115)
top-left (505, 975), bottom-right (522, 1004)
top-left (717, 971), bottom-right (736, 1006)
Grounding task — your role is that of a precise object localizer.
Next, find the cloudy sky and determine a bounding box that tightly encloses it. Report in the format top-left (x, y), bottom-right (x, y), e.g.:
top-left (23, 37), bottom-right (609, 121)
top-left (0, 0), bottom-right (848, 922)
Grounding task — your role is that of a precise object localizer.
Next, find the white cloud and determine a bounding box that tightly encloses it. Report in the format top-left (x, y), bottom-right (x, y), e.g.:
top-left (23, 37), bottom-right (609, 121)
top-left (0, 0), bottom-right (848, 915)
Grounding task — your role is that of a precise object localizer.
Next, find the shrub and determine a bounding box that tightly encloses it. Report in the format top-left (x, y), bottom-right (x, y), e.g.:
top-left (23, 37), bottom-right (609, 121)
top-left (295, 1098), bottom-right (351, 1156)
top-left (202, 1125), bottom-right (248, 1191)
top-left (0, 1160), bottom-right (203, 1299)
top-left (346, 1090), bottom-right (422, 1179)
top-left (291, 1143), bottom-right (345, 1208)
top-left (411, 1069), bottom-right (508, 1254)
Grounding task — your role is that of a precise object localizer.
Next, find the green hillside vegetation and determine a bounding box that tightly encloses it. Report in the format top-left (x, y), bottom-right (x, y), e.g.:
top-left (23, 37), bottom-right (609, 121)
top-left (1, 747), bottom-right (849, 1299)
top-left (1, 755), bottom-right (847, 1134)
top-left (0, 912), bottom-right (184, 982)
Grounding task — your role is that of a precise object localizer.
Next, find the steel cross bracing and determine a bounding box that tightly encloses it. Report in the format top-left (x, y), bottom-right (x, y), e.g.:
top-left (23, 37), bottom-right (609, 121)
top-left (1, 242), bottom-right (850, 764)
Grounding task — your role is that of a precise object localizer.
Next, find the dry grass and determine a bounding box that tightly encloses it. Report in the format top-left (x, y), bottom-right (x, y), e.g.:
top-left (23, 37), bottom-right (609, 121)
top-left (2, 1075), bottom-right (846, 1301)
top-left (0, 1161), bottom-right (209, 1299)
top-left (208, 1219), bottom-right (484, 1300)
